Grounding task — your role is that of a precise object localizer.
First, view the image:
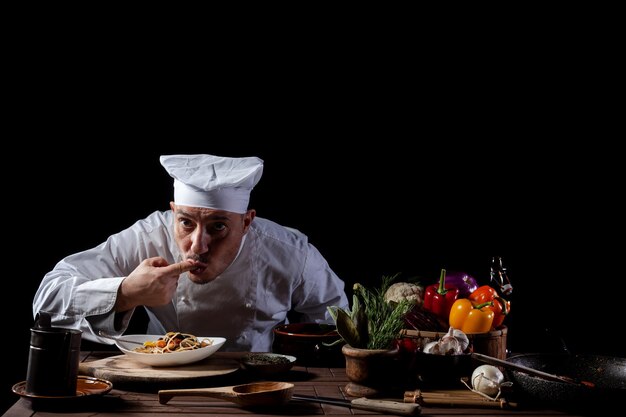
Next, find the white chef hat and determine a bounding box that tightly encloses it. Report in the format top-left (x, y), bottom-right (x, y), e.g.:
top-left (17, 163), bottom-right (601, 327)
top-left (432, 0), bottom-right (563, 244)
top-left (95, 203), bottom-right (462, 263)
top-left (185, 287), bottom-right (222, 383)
top-left (159, 154), bottom-right (264, 214)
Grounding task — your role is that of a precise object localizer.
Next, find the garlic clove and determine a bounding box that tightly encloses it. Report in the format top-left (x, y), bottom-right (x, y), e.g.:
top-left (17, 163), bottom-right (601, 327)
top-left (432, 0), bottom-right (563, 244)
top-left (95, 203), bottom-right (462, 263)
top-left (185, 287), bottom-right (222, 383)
top-left (451, 328), bottom-right (470, 351)
top-left (437, 327), bottom-right (465, 355)
top-left (422, 341), bottom-right (439, 354)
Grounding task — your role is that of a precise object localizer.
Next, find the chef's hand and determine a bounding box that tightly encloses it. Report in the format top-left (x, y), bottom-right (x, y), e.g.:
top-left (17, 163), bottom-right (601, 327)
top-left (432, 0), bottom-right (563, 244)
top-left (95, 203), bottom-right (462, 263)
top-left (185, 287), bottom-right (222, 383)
top-left (115, 257), bottom-right (197, 312)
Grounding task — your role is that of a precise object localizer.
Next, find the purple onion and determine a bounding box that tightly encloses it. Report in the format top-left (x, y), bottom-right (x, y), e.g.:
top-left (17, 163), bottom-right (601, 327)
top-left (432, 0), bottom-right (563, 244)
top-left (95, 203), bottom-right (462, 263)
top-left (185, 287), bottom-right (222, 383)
top-left (444, 270), bottom-right (479, 298)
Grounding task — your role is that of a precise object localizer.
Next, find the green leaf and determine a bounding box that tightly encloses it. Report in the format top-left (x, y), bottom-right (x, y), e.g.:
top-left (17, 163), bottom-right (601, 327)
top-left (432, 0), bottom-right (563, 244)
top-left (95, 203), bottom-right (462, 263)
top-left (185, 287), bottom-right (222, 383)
top-left (350, 293), bottom-right (361, 321)
top-left (353, 307), bottom-right (369, 348)
top-left (335, 308), bottom-right (362, 348)
top-left (327, 306), bottom-right (339, 322)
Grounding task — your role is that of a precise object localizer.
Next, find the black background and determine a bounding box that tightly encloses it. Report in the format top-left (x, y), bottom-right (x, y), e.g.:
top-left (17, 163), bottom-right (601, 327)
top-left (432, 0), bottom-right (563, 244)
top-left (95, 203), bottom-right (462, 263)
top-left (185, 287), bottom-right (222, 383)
top-left (3, 27), bottom-right (623, 410)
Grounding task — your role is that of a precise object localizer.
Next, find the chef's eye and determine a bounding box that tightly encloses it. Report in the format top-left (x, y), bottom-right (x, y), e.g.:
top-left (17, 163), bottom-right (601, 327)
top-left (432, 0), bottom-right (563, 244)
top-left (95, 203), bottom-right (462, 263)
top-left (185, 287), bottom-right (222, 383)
top-left (178, 218), bottom-right (194, 229)
top-left (212, 223), bottom-right (226, 232)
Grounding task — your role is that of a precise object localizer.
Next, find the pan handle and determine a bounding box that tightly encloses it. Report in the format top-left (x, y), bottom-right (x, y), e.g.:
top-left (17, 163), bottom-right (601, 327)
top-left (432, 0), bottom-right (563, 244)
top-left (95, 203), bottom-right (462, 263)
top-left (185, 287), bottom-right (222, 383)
top-left (471, 353), bottom-right (593, 387)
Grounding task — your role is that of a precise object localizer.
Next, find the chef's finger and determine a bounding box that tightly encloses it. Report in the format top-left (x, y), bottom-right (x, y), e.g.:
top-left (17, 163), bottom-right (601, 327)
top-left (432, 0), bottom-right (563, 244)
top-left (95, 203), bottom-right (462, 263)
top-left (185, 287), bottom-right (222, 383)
top-left (164, 260), bottom-right (196, 275)
top-left (144, 256), bottom-right (169, 267)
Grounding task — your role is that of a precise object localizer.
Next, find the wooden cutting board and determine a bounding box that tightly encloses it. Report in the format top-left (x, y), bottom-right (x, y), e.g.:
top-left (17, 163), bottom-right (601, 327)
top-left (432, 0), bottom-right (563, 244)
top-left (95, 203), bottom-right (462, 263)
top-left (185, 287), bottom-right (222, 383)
top-left (79, 352), bottom-right (240, 386)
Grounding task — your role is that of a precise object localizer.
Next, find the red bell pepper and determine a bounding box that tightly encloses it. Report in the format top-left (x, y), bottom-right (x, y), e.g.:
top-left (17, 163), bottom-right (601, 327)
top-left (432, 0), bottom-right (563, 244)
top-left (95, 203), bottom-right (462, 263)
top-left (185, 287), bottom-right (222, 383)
top-left (468, 285), bottom-right (511, 329)
top-left (423, 268), bottom-right (459, 322)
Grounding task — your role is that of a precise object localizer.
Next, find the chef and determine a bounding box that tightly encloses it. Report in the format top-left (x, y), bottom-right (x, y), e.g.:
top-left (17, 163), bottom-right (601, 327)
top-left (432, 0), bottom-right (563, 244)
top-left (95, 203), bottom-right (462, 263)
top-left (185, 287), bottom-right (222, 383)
top-left (33, 154), bottom-right (349, 351)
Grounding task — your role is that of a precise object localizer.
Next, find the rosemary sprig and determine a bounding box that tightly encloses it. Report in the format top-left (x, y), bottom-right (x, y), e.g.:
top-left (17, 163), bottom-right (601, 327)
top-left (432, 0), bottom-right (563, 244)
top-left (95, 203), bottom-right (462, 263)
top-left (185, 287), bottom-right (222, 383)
top-left (328, 274), bottom-right (415, 350)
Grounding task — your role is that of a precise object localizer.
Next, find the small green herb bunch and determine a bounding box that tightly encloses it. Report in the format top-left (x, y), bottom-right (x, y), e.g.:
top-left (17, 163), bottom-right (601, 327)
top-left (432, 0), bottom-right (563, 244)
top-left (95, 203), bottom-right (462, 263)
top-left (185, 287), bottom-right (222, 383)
top-left (327, 274), bottom-right (415, 350)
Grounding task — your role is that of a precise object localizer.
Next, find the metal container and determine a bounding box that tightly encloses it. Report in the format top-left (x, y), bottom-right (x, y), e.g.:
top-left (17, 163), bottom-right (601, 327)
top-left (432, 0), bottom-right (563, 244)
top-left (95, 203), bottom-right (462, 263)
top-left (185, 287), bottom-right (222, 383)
top-left (25, 312), bottom-right (82, 397)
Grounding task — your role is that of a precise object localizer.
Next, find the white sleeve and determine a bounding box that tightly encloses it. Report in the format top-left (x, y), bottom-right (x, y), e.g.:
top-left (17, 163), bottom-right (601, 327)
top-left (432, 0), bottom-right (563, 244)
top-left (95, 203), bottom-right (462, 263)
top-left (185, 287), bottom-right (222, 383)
top-left (32, 211), bottom-right (174, 343)
top-left (292, 242), bottom-right (349, 323)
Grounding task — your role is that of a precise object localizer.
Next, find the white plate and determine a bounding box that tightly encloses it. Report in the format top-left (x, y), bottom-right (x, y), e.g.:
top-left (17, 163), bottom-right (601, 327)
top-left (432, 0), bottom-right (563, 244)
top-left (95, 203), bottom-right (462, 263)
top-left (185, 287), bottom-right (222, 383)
top-left (114, 334), bottom-right (226, 367)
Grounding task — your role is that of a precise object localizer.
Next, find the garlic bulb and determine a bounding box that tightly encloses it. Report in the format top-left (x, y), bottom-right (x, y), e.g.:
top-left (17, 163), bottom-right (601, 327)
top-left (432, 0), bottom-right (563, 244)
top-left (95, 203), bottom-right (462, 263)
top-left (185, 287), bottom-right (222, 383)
top-left (471, 365), bottom-right (504, 396)
top-left (442, 327), bottom-right (469, 352)
top-left (422, 327), bottom-right (469, 355)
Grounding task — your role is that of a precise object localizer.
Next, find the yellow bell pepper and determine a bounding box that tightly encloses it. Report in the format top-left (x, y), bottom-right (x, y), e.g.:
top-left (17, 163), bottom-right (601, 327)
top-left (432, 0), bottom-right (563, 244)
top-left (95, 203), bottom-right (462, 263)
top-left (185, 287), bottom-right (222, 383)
top-left (448, 298), bottom-right (494, 334)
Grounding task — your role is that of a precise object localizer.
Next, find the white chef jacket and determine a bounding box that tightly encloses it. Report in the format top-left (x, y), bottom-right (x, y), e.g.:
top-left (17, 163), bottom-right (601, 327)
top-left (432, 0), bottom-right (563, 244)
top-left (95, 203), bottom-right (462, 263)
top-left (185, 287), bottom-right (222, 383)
top-left (33, 210), bottom-right (349, 351)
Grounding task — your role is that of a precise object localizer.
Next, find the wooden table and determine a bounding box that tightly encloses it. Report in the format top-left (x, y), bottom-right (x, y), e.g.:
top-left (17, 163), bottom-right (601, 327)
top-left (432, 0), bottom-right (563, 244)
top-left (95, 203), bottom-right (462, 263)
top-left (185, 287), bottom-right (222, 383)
top-left (3, 351), bottom-right (593, 416)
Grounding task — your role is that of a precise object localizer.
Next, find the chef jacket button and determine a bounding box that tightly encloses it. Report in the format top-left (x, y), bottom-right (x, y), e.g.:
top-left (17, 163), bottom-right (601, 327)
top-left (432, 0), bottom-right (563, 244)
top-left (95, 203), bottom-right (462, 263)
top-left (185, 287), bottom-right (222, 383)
top-left (245, 302), bottom-right (252, 309)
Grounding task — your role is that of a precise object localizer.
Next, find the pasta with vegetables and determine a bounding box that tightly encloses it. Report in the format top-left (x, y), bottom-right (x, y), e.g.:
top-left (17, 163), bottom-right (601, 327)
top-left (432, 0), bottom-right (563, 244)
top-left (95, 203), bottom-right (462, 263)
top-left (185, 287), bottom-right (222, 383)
top-left (133, 332), bottom-right (212, 354)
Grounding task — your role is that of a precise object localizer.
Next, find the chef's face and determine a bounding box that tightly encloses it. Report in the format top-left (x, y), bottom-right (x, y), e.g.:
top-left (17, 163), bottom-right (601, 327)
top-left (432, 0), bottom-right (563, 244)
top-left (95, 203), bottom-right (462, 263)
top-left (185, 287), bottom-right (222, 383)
top-left (170, 203), bottom-right (255, 284)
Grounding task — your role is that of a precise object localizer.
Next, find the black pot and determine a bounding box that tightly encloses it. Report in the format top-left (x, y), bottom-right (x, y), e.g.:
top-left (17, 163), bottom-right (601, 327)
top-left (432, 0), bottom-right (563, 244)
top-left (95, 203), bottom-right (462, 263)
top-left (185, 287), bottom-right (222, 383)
top-left (505, 353), bottom-right (626, 412)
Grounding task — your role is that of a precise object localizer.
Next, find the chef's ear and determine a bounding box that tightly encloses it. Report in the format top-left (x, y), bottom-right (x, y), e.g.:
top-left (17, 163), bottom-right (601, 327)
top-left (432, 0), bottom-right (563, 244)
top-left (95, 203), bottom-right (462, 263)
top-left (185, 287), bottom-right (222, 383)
top-left (170, 202), bottom-right (176, 212)
top-left (243, 209), bottom-right (256, 232)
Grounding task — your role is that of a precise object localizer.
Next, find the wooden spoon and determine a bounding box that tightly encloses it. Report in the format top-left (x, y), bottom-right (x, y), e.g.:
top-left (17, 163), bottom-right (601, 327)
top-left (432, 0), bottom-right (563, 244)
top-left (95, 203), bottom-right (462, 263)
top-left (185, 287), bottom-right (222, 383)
top-left (158, 381), bottom-right (295, 407)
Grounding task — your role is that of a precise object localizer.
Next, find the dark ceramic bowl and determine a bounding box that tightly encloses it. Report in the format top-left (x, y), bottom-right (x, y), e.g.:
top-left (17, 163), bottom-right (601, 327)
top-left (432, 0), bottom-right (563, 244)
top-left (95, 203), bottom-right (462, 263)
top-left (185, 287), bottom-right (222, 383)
top-left (413, 352), bottom-right (473, 387)
top-left (272, 322), bottom-right (344, 367)
top-left (239, 353), bottom-right (296, 376)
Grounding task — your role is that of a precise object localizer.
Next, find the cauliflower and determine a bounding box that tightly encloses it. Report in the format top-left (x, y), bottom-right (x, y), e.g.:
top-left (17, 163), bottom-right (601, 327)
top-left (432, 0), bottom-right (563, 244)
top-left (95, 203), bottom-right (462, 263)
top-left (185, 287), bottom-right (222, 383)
top-left (384, 282), bottom-right (424, 308)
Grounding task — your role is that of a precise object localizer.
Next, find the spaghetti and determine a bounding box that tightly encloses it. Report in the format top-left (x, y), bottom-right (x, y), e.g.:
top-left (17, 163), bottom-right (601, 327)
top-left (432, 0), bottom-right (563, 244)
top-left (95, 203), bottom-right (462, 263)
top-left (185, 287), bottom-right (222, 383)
top-left (133, 332), bottom-right (212, 354)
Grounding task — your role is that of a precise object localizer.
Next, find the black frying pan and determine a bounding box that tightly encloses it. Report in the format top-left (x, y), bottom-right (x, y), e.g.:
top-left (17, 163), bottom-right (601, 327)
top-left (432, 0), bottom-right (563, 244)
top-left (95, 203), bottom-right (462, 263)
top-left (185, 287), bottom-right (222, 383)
top-left (504, 352), bottom-right (626, 411)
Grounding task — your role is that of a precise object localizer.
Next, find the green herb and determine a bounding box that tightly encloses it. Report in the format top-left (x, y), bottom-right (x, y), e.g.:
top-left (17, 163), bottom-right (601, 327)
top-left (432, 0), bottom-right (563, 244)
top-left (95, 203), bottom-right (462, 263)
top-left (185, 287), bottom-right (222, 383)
top-left (327, 274), bottom-right (415, 350)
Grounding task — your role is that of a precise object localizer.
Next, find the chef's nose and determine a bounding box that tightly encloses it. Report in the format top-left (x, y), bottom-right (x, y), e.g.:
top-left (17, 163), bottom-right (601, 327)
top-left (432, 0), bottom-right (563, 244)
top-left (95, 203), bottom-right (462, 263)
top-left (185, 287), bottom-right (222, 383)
top-left (190, 228), bottom-right (210, 254)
